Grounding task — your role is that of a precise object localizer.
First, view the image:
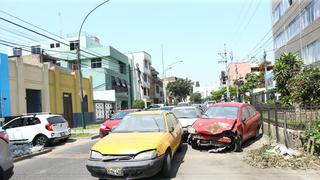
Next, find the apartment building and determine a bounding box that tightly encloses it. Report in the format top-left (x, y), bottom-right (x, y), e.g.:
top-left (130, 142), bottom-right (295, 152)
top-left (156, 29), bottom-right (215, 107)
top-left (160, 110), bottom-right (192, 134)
top-left (272, 0), bottom-right (320, 65)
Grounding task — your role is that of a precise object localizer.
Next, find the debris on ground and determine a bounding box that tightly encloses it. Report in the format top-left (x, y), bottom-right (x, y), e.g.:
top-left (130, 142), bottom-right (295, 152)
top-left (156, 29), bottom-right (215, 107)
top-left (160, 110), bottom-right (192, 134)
top-left (244, 143), bottom-right (320, 170)
top-left (10, 142), bottom-right (45, 157)
top-left (208, 147), bottom-right (227, 153)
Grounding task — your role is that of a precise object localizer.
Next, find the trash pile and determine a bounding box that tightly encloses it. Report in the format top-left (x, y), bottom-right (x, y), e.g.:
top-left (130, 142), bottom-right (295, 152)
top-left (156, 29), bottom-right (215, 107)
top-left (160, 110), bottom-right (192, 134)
top-left (10, 142), bottom-right (44, 157)
top-left (245, 143), bottom-right (320, 170)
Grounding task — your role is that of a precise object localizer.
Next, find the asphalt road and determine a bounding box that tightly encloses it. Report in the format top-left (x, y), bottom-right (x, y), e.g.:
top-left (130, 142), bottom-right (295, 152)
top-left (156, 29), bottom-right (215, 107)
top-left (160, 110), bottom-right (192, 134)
top-left (11, 136), bottom-right (320, 180)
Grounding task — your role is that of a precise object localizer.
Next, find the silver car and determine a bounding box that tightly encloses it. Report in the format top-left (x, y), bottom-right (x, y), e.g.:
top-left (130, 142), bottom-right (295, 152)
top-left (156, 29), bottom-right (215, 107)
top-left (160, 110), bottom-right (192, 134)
top-left (0, 128), bottom-right (14, 180)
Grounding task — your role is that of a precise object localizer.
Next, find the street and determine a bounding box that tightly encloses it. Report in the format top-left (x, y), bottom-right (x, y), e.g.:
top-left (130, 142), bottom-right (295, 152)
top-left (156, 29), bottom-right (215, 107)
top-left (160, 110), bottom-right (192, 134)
top-left (11, 137), bottom-right (320, 180)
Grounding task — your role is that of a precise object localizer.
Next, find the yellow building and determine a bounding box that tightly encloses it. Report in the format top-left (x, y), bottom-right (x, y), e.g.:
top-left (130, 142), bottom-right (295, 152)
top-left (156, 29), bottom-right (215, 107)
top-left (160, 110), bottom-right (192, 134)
top-left (49, 66), bottom-right (94, 127)
top-left (9, 54), bottom-right (94, 127)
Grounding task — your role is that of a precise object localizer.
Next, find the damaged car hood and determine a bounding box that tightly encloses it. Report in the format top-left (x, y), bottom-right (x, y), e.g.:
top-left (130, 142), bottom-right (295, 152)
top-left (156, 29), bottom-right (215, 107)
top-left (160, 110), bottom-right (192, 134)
top-left (192, 118), bottom-right (236, 135)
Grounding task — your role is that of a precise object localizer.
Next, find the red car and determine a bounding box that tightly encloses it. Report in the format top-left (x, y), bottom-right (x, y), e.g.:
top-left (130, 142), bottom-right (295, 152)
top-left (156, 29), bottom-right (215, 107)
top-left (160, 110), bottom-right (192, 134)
top-left (99, 109), bottom-right (140, 138)
top-left (187, 102), bottom-right (261, 151)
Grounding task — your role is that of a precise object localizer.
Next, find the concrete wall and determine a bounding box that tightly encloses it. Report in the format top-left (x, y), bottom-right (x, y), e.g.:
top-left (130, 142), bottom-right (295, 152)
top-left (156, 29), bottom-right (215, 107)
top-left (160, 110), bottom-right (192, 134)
top-left (263, 122), bottom-right (303, 149)
top-left (8, 57), bottom-right (50, 116)
top-left (0, 53), bottom-right (11, 117)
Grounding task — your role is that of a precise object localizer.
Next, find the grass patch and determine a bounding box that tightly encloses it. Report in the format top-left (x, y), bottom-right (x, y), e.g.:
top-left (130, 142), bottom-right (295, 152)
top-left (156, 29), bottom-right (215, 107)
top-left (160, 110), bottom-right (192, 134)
top-left (72, 124), bottom-right (101, 131)
top-left (71, 133), bottom-right (95, 138)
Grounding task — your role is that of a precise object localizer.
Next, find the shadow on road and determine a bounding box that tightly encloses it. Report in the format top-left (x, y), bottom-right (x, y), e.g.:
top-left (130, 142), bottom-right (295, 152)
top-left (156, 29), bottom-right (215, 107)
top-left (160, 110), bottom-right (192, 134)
top-left (46, 138), bottom-right (77, 148)
top-left (146, 143), bottom-right (188, 180)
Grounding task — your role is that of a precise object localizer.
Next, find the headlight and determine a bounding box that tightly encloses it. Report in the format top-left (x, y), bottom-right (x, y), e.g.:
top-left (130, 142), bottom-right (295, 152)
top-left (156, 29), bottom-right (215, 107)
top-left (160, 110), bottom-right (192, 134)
top-left (187, 126), bottom-right (197, 134)
top-left (134, 150), bottom-right (157, 160)
top-left (90, 150), bottom-right (103, 160)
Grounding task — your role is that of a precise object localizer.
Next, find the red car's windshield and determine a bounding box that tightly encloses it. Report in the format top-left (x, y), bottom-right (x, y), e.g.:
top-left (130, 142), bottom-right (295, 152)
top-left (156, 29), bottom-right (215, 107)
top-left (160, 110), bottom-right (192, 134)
top-left (205, 106), bottom-right (239, 119)
top-left (110, 111), bottom-right (131, 120)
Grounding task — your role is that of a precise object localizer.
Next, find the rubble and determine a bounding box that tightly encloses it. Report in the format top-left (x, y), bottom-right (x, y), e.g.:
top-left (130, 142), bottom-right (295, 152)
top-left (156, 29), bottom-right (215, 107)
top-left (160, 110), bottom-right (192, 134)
top-left (245, 143), bottom-right (320, 170)
top-left (10, 142), bottom-right (45, 157)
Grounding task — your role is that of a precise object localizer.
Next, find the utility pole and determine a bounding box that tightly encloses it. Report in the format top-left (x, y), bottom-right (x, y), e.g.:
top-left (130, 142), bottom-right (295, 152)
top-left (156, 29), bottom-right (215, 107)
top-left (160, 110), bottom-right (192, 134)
top-left (218, 44), bottom-right (231, 101)
top-left (263, 50), bottom-right (268, 103)
top-left (162, 44), bottom-right (167, 105)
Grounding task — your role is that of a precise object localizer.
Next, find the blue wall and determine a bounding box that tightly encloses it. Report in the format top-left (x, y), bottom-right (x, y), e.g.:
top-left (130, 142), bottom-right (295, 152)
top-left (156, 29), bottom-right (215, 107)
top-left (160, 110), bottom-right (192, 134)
top-left (0, 53), bottom-right (11, 117)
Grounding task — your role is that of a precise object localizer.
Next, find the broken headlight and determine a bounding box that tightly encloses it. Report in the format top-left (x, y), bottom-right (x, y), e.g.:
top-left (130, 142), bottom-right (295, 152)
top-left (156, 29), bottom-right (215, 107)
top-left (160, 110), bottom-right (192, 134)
top-left (187, 126), bottom-right (197, 134)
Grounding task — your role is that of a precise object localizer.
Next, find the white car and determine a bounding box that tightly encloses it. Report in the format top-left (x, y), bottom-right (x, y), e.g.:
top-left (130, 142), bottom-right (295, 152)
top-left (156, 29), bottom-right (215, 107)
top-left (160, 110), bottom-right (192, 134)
top-left (1, 113), bottom-right (71, 146)
top-left (172, 106), bottom-right (203, 141)
top-left (0, 128), bottom-right (14, 179)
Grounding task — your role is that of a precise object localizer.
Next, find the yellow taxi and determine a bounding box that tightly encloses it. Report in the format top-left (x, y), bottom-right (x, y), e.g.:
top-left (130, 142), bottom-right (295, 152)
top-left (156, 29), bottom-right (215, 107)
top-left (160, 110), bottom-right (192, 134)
top-left (86, 110), bottom-right (183, 179)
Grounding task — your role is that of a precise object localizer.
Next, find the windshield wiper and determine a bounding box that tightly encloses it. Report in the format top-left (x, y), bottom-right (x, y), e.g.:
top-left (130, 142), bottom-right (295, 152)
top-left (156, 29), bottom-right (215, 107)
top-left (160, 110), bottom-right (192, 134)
top-left (152, 118), bottom-right (161, 132)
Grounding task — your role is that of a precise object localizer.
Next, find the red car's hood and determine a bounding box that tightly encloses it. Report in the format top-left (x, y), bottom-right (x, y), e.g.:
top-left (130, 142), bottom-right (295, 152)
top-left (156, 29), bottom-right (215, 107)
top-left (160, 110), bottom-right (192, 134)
top-left (192, 118), bottom-right (236, 135)
top-left (102, 119), bottom-right (121, 128)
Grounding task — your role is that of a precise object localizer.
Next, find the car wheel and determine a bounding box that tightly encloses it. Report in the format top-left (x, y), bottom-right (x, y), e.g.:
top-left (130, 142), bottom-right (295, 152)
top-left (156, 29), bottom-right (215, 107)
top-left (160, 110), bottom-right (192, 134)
top-left (190, 140), bottom-right (198, 149)
top-left (33, 135), bottom-right (49, 146)
top-left (255, 125), bottom-right (261, 139)
top-left (232, 136), bottom-right (242, 152)
top-left (161, 151), bottom-right (172, 178)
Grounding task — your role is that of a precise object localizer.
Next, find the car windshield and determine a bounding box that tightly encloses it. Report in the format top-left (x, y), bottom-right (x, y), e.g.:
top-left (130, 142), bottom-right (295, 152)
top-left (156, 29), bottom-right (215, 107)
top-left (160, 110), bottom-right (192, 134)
top-left (112, 114), bottom-right (166, 133)
top-left (110, 111), bottom-right (130, 120)
top-left (47, 116), bottom-right (67, 124)
top-left (173, 108), bottom-right (198, 118)
top-left (205, 106), bottom-right (239, 119)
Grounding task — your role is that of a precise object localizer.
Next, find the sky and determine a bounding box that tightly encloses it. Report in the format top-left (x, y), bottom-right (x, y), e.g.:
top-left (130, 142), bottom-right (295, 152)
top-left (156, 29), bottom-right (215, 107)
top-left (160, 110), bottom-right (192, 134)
top-left (0, 0), bottom-right (273, 89)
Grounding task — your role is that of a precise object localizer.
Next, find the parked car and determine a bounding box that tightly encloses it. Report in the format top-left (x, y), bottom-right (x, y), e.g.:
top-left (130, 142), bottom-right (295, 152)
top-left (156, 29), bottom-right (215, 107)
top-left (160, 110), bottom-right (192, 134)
top-left (172, 106), bottom-right (203, 142)
top-left (87, 111), bottom-right (183, 179)
top-left (99, 109), bottom-right (140, 138)
top-left (188, 102), bottom-right (261, 151)
top-left (205, 101), bottom-right (216, 108)
top-left (0, 128), bottom-right (14, 180)
top-left (160, 106), bottom-right (175, 111)
top-left (1, 113), bottom-right (71, 146)
top-left (147, 104), bottom-right (164, 110)
top-left (176, 102), bottom-right (190, 107)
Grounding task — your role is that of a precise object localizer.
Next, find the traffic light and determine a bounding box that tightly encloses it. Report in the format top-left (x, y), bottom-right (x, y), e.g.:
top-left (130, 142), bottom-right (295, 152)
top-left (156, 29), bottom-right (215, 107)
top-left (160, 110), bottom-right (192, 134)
top-left (221, 71), bottom-right (226, 85)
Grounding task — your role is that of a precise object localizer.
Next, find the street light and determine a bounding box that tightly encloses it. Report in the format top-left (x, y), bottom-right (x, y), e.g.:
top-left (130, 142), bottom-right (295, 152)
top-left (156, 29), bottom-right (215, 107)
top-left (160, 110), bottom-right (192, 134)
top-left (76, 0), bottom-right (110, 129)
top-left (162, 60), bottom-right (183, 105)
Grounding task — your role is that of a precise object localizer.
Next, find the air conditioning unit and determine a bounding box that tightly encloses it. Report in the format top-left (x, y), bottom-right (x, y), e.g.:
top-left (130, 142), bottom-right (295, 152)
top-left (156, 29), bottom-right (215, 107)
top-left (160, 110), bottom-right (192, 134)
top-left (31, 45), bottom-right (41, 54)
top-left (13, 47), bottom-right (22, 57)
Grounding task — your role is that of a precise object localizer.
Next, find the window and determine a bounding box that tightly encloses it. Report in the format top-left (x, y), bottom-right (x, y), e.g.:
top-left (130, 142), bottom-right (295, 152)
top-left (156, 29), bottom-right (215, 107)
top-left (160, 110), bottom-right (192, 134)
top-left (70, 40), bottom-right (79, 50)
top-left (143, 74), bottom-right (148, 83)
top-left (160, 91), bottom-right (163, 97)
top-left (24, 117), bottom-right (40, 126)
top-left (167, 114), bottom-right (174, 130)
top-left (241, 107), bottom-right (249, 121)
top-left (143, 87), bottom-right (147, 96)
top-left (91, 58), bottom-right (102, 68)
top-left (144, 60), bottom-right (148, 69)
top-left (4, 118), bottom-right (24, 129)
top-left (147, 88), bottom-right (150, 96)
top-left (247, 106), bottom-right (255, 117)
top-left (47, 116), bottom-right (67, 124)
top-left (156, 86), bottom-right (160, 93)
top-left (68, 61), bottom-right (78, 70)
top-left (119, 62), bottom-right (126, 74)
top-left (50, 43), bottom-right (54, 48)
top-left (55, 43), bottom-right (60, 48)
top-left (301, 39), bottom-right (320, 65)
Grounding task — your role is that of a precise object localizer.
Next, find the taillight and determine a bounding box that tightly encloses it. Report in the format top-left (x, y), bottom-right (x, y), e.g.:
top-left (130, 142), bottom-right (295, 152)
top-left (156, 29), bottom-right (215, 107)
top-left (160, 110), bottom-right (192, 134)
top-left (0, 131), bottom-right (9, 143)
top-left (45, 123), bottom-right (54, 131)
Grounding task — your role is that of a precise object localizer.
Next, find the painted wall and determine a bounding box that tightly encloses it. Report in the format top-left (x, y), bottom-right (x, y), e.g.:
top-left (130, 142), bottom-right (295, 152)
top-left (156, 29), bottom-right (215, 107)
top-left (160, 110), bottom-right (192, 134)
top-left (0, 53), bottom-right (11, 117)
top-left (49, 66), bottom-right (94, 127)
top-left (8, 57), bottom-right (50, 116)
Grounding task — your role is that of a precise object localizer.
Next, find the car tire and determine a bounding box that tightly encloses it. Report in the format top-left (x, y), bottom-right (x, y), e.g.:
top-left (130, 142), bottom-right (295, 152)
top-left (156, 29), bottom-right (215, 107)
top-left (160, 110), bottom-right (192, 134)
top-left (0, 168), bottom-right (4, 180)
top-left (33, 135), bottom-right (49, 146)
top-left (232, 136), bottom-right (242, 152)
top-left (161, 151), bottom-right (172, 178)
top-left (177, 140), bottom-right (183, 152)
top-left (190, 140), bottom-right (198, 149)
top-left (254, 125), bottom-right (261, 139)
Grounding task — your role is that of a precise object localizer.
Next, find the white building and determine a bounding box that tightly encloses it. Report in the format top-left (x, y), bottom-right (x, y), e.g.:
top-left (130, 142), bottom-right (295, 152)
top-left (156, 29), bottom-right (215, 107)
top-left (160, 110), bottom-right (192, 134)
top-left (126, 51), bottom-right (152, 106)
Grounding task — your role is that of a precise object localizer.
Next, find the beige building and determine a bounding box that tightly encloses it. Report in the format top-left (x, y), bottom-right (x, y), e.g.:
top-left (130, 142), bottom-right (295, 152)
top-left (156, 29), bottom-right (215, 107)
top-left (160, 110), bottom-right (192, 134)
top-left (9, 56), bottom-right (50, 116)
top-left (272, 0), bottom-right (320, 65)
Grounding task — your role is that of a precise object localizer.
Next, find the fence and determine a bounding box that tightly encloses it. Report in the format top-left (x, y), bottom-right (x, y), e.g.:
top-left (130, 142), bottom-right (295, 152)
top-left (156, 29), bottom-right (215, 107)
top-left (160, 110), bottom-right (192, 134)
top-left (256, 105), bottom-right (320, 147)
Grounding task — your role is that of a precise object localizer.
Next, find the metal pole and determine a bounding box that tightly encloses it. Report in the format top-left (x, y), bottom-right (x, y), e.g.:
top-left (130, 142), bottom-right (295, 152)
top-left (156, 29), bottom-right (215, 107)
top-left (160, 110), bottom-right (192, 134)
top-left (263, 50), bottom-right (268, 103)
top-left (162, 45), bottom-right (166, 105)
top-left (76, 0), bottom-right (110, 129)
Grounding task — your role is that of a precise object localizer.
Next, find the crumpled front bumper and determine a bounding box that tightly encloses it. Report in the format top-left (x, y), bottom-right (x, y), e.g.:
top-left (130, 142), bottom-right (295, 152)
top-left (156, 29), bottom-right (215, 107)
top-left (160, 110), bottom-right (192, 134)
top-left (86, 155), bottom-right (164, 179)
top-left (188, 130), bottom-right (237, 148)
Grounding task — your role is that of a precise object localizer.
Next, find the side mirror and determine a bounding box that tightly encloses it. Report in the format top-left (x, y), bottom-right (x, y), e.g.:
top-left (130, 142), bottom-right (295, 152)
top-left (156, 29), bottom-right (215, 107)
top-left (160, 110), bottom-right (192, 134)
top-left (169, 127), bottom-right (174, 133)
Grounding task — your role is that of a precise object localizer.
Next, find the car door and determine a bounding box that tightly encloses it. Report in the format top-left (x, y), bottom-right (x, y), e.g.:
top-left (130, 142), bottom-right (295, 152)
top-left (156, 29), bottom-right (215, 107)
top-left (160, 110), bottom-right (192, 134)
top-left (240, 106), bottom-right (251, 141)
top-left (171, 113), bottom-right (183, 150)
top-left (22, 117), bottom-right (41, 142)
top-left (247, 105), bottom-right (261, 137)
top-left (3, 118), bottom-right (25, 142)
top-left (166, 113), bottom-right (179, 153)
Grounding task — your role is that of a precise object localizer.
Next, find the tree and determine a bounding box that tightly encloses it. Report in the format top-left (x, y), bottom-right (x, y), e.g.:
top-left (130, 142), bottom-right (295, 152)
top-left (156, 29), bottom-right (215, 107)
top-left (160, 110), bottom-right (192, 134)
top-left (273, 53), bottom-right (303, 97)
top-left (190, 92), bottom-right (202, 104)
top-left (211, 86), bottom-right (237, 102)
top-left (132, 99), bottom-right (145, 109)
top-left (239, 73), bottom-right (261, 94)
top-left (167, 78), bottom-right (193, 102)
top-left (290, 67), bottom-right (320, 106)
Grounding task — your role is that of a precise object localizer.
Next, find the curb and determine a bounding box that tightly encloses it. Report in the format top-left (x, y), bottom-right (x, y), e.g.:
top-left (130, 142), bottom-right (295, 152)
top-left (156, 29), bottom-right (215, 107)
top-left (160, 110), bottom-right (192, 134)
top-left (13, 148), bottom-right (52, 163)
top-left (91, 134), bottom-right (100, 140)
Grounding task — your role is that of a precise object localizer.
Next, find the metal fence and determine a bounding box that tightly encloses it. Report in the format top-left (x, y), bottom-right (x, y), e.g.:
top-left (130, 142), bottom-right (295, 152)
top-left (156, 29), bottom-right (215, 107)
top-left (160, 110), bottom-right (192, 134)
top-left (256, 105), bottom-right (320, 131)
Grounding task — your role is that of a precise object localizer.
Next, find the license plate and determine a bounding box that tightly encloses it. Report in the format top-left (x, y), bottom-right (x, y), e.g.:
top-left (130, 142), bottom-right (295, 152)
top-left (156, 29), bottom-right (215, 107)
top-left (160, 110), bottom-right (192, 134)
top-left (106, 167), bottom-right (124, 176)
